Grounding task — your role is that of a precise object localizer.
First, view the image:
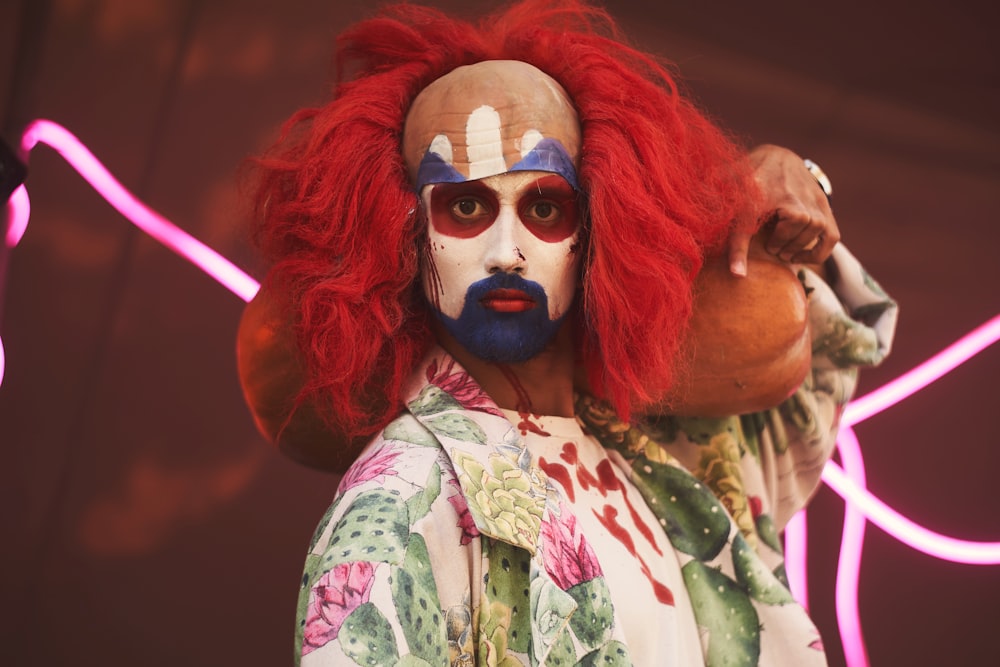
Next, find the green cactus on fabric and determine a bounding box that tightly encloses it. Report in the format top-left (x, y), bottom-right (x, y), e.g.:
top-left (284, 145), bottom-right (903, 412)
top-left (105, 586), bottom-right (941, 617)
top-left (567, 577), bottom-right (614, 651)
top-left (754, 512), bottom-right (782, 554)
top-left (401, 534), bottom-right (440, 604)
top-left (529, 576), bottom-right (577, 665)
top-left (405, 463), bottom-right (442, 523)
top-left (322, 490), bottom-right (410, 568)
top-left (338, 602), bottom-right (400, 665)
top-left (731, 533), bottom-right (795, 606)
top-left (390, 532), bottom-right (450, 664)
top-left (484, 542), bottom-right (533, 654)
top-left (384, 415), bottom-right (439, 448)
top-left (424, 413), bottom-right (488, 445)
top-left (580, 640), bottom-right (631, 666)
top-left (630, 457), bottom-right (731, 561)
top-left (409, 384), bottom-right (463, 417)
top-left (390, 567), bottom-right (447, 664)
top-left (682, 561), bottom-right (760, 667)
top-left (539, 621), bottom-right (579, 666)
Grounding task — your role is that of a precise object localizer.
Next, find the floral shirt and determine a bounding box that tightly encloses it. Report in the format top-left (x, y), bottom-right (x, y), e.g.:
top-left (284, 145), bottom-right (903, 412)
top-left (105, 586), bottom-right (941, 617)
top-left (296, 244), bottom-right (897, 666)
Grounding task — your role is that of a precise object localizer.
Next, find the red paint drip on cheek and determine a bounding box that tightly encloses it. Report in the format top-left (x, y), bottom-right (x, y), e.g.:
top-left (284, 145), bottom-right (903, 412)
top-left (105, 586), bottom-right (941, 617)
top-left (422, 237), bottom-right (442, 312)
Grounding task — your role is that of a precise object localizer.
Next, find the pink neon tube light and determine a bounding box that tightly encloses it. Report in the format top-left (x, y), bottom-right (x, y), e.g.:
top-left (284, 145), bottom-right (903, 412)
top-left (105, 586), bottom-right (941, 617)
top-left (782, 316), bottom-right (1000, 666)
top-left (832, 426), bottom-right (870, 667)
top-left (821, 452), bottom-right (1000, 565)
top-left (3, 119), bottom-right (999, 666)
top-left (783, 510), bottom-right (809, 610)
top-left (16, 120), bottom-right (260, 302)
top-left (5, 184), bottom-right (30, 248)
top-left (843, 314), bottom-right (1000, 427)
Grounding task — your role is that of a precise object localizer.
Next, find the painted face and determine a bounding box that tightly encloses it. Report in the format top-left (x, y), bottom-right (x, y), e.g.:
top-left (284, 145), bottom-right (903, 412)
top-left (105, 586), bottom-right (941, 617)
top-left (422, 170), bottom-right (581, 363)
top-left (405, 60), bottom-right (584, 363)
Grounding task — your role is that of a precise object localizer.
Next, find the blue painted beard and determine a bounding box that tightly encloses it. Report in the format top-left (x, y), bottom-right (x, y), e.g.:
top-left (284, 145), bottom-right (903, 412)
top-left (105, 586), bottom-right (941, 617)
top-left (434, 273), bottom-right (569, 364)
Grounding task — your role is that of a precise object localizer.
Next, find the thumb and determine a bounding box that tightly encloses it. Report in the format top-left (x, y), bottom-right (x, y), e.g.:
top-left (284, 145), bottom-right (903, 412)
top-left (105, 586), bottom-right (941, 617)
top-left (728, 230), bottom-right (752, 277)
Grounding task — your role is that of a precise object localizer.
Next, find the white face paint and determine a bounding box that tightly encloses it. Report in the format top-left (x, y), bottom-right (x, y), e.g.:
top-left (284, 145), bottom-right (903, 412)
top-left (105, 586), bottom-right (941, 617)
top-left (421, 170), bottom-right (581, 362)
top-left (404, 61), bottom-right (585, 362)
top-left (465, 106), bottom-right (507, 180)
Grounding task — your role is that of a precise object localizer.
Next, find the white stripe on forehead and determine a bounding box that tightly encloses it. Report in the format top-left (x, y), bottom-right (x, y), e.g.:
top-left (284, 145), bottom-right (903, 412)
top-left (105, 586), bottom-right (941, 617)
top-left (518, 129), bottom-right (543, 158)
top-left (428, 134), bottom-right (453, 163)
top-left (466, 105), bottom-right (507, 180)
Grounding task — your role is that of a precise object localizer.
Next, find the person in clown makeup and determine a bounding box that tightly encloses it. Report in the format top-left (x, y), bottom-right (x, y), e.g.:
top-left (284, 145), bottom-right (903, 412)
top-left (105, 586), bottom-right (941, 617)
top-left (246, 2), bottom-right (896, 666)
top-left (405, 60), bottom-right (585, 419)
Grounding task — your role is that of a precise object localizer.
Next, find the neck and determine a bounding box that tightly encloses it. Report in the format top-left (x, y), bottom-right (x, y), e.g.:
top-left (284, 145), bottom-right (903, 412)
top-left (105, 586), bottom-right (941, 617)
top-left (433, 320), bottom-right (576, 417)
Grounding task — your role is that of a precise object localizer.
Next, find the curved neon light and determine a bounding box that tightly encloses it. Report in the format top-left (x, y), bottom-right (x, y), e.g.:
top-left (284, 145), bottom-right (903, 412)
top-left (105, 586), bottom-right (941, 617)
top-left (17, 120), bottom-right (259, 303)
top-left (832, 426), bottom-right (870, 667)
top-left (784, 313), bottom-right (1000, 665)
top-left (2, 120), bottom-right (998, 667)
top-left (844, 314), bottom-right (1000, 427)
top-left (5, 184), bottom-right (30, 248)
top-left (821, 454), bottom-right (1000, 564)
top-left (783, 509), bottom-right (809, 610)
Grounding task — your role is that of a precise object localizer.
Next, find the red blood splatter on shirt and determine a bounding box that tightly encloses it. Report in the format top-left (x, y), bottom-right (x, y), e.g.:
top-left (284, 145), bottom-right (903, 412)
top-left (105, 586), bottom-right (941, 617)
top-left (539, 457), bottom-right (575, 502)
top-left (517, 413), bottom-right (550, 437)
top-left (542, 439), bottom-right (674, 606)
top-left (594, 505), bottom-right (674, 605)
top-left (559, 442), bottom-right (602, 493)
top-left (559, 441), bottom-right (579, 465)
top-left (596, 459), bottom-right (662, 556)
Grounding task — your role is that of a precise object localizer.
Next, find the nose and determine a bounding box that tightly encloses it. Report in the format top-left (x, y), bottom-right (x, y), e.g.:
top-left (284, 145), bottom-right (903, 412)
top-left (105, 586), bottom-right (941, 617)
top-left (484, 206), bottom-right (526, 275)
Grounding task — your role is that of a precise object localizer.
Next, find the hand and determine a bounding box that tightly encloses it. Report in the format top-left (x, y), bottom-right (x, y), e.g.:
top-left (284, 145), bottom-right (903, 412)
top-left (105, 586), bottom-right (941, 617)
top-left (729, 144), bottom-right (840, 275)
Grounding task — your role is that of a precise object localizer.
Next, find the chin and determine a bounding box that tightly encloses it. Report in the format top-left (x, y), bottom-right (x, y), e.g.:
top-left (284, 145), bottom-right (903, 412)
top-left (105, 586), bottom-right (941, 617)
top-left (439, 309), bottom-right (564, 364)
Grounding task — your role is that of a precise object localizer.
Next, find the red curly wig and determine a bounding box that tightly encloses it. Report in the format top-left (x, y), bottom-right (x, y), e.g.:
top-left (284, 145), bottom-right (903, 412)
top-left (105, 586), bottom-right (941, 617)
top-left (253, 0), bottom-right (760, 439)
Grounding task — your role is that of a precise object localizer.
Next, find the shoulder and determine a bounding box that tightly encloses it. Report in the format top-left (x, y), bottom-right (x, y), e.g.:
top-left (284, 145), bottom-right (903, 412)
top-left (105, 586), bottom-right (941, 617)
top-left (308, 413), bottom-right (467, 553)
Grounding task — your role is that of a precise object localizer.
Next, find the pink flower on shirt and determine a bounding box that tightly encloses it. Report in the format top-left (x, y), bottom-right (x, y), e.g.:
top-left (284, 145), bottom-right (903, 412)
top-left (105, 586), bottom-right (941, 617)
top-left (540, 504), bottom-right (601, 590)
top-left (446, 477), bottom-right (481, 545)
top-left (426, 357), bottom-right (504, 416)
top-left (337, 444), bottom-right (401, 494)
top-left (302, 561), bottom-right (377, 655)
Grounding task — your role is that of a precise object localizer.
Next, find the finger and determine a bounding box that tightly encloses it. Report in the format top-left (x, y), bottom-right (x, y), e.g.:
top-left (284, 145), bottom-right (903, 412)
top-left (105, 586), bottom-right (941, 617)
top-left (791, 224), bottom-right (841, 264)
top-left (728, 229), bottom-right (752, 276)
top-left (772, 218), bottom-right (827, 262)
top-left (764, 204), bottom-right (811, 255)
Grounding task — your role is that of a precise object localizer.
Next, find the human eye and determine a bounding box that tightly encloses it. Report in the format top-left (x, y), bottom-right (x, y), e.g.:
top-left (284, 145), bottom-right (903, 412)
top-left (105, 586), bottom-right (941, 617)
top-left (524, 200), bottom-right (562, 225)
top-left (450, 197), bottom-right (491, 223)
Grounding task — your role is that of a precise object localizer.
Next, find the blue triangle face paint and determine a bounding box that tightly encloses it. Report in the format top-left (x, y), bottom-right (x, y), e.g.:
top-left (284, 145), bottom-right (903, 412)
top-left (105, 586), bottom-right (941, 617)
top-left (415, 137), bottom-right (579, 192)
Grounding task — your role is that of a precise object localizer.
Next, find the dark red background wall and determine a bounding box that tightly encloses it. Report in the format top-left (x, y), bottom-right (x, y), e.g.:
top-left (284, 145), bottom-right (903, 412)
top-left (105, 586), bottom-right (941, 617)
top-left (1, 1), bottom-right (997, 665)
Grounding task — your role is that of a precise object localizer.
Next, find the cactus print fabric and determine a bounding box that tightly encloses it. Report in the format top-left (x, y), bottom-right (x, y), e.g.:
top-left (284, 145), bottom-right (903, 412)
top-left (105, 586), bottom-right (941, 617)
top-left (296, 244), bottom-right (896, 666)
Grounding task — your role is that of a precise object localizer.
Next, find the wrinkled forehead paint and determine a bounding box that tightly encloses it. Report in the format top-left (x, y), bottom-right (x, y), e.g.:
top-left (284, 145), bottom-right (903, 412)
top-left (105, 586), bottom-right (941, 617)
top-left (402, 60), bottom-right (582, 191)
